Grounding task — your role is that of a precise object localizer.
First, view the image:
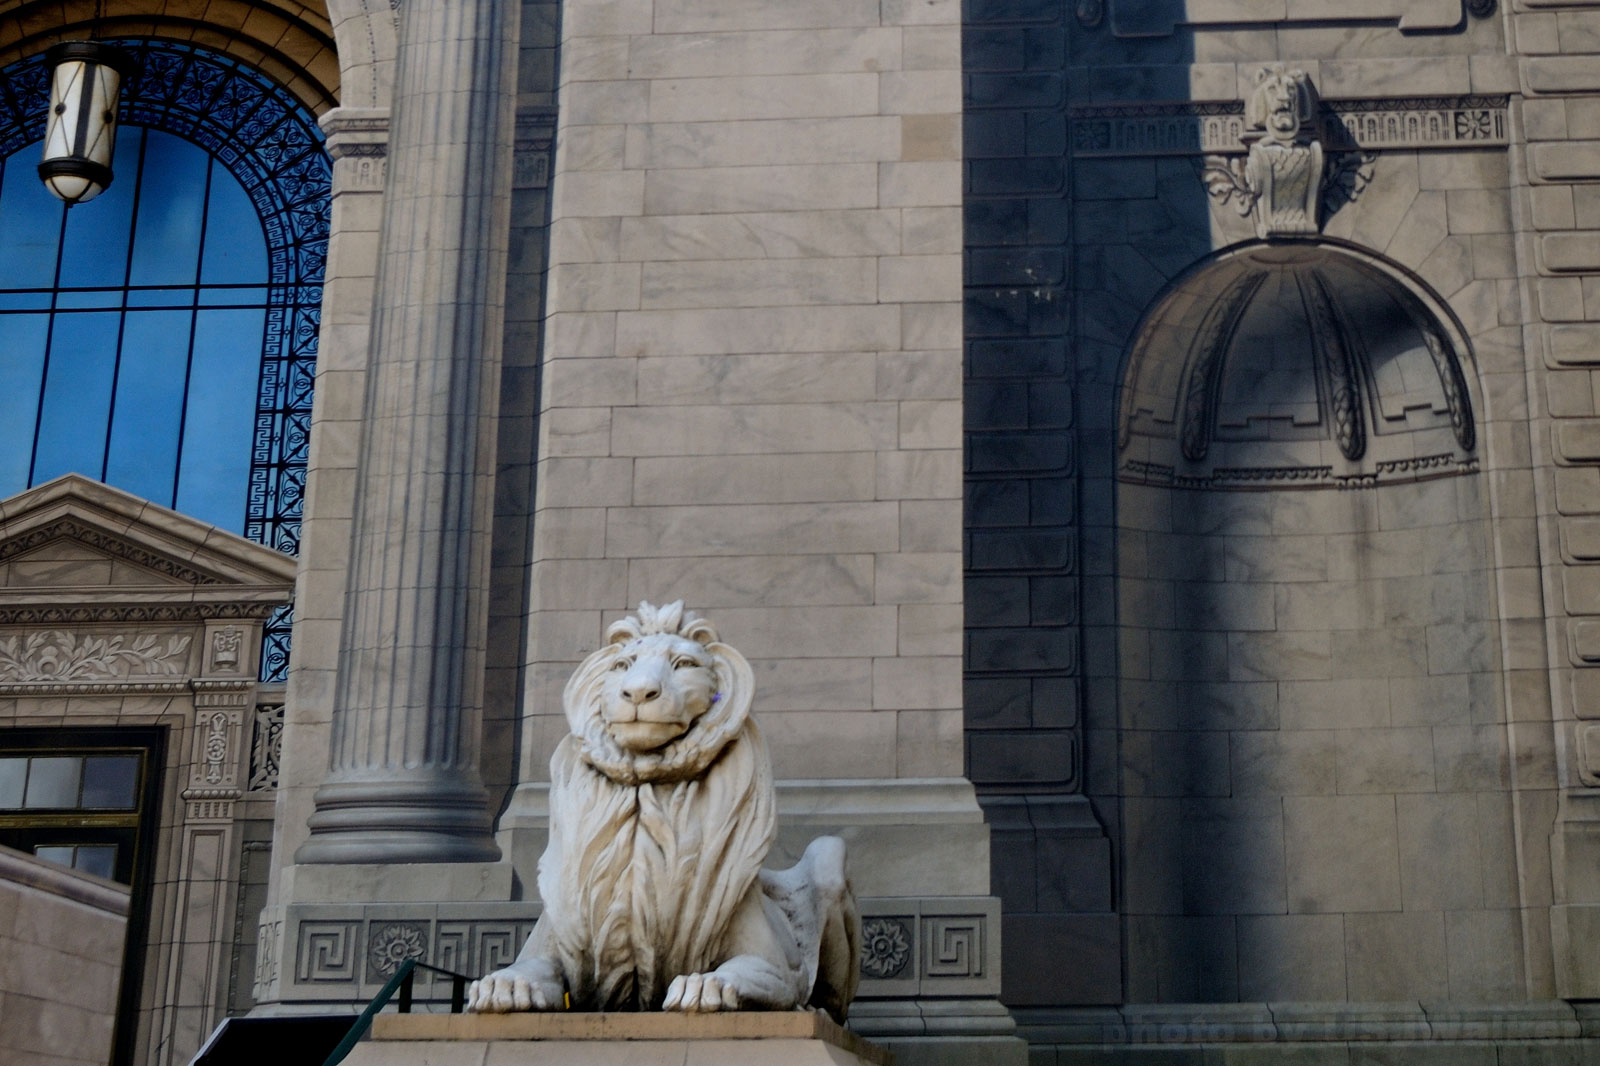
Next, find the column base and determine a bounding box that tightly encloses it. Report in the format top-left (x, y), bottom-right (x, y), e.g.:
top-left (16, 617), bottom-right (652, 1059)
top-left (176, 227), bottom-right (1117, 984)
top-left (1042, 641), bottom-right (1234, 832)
top-left (279, 861), bottom-right (515, 903)
top-left (296, 777), bottom-right (501, 864)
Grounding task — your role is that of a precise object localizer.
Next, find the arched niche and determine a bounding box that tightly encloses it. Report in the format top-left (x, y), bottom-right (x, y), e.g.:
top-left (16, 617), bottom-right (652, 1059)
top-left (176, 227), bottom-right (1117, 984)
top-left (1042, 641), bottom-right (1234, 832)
top-left (1118, 243), bottom-right (1477, 490)
top-left (1113, 242), bottom-right (1523, 1004)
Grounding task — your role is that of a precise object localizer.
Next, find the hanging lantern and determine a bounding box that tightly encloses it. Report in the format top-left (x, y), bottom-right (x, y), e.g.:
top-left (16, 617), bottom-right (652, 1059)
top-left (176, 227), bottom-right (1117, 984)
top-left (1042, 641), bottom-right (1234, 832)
top-left (38, 40), bottom-right (136, 206)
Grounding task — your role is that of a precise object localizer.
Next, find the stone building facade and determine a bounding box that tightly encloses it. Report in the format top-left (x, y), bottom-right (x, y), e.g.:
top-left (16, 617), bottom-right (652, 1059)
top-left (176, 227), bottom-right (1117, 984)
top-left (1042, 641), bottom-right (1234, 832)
top-left (3, 0), bottom-right (1600, 1063)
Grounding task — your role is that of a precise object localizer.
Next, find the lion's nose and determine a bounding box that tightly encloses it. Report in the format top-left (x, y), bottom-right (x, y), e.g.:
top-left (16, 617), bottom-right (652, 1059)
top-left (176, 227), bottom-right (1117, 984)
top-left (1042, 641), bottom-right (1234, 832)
top-left (622, 680), bottom-right (661, 704)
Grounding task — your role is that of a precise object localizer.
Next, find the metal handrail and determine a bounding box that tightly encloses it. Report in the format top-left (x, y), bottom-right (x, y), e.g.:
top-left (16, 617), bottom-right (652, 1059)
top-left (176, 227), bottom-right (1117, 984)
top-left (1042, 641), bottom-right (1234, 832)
top-left (319, 958), bottom-right (473, 1066)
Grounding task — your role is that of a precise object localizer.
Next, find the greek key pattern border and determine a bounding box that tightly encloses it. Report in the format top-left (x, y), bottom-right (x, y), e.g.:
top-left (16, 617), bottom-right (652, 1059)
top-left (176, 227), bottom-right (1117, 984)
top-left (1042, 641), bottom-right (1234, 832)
top-left (280, 897), bottom-right (1000, 1001)
top-left (1071, 96), bottom-right (1510, 158)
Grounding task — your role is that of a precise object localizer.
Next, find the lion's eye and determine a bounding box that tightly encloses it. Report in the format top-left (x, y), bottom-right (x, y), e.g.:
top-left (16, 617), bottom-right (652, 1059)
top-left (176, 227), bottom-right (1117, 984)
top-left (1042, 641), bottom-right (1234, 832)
top-left (611, 658), bottom-right (631, 672)
top-left (673, 657), bottom-right (698, 670)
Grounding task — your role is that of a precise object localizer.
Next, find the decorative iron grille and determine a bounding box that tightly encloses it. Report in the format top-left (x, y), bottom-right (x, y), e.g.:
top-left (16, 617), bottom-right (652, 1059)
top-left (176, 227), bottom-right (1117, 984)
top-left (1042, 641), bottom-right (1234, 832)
top-left (0, 40), bottom-right (328, 683)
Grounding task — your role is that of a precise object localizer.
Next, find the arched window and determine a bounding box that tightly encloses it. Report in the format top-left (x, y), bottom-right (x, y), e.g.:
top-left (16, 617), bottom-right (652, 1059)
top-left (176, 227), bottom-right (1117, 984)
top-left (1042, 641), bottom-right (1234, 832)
top-left (0, 39), bottom-right (330, 681)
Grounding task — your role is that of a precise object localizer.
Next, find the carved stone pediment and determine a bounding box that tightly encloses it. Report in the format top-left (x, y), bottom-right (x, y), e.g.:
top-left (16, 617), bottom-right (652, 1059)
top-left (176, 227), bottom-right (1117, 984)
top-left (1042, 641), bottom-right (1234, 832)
top-left (0, 475), bottom-right (296, 622)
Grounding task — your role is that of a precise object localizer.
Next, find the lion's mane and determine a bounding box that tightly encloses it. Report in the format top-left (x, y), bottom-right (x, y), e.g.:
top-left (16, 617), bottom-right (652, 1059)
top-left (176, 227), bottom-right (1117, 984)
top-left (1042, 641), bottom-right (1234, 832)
top-left (535, 602), bottom-right (776, 1009)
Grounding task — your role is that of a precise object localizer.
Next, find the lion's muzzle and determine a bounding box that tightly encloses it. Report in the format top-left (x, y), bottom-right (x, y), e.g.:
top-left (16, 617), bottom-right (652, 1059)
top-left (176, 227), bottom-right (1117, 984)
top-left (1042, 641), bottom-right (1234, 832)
top-left (601, 639), bottom-right (715, 752)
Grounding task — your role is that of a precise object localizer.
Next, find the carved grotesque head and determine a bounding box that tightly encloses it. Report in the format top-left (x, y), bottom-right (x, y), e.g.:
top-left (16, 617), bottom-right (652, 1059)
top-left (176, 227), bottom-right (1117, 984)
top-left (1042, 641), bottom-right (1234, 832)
top-left (563, 601), bottom-right (755, 784)
top-left (1247, 67), bottom-right (1314, 144)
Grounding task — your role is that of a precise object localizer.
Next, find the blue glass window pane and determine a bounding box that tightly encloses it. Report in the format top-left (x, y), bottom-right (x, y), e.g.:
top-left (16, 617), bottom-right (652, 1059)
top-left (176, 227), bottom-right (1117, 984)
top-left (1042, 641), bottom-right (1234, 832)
top-left (0, 292), bottom-right (50, 310)
top-left (24, 757), bottom-right (81, 808)
top-left (0, 147), bottom-right (63, 288)
top-left (57, 125), bottom-right (143, 288)
top-left (81, 756), bottom-right (139, 809)
top-left (0, 758), bottom-right (24, 807)
top-left (105, 310), bottom-right (192, 505)
top-left (74, 845), bottom-right (117, 880)
top-left (33, 845), bottom-right (74, 868)
top-left (176, 307), bottom-right (263, 532)
top-left (126, 288), bottom-right (193, 309)
top-left (56, 289), bottom-right (123, 310)
top-left (200, 157), bottom-right (267, 285)
top-left (0, 313), bottom-right (48, 495)
top-left (127, 131), bottom-right (208, 286)
top-left (199, 287), bottom-right (267, 307)
top-left (32, 311), bottom-right (120, 484)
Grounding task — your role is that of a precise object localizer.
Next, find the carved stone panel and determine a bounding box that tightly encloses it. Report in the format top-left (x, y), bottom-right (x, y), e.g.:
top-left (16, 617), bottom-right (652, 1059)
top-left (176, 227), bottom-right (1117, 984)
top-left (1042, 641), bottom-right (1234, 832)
top-left (266, 897), bottom-right (1002, 1004)
top-left (1071, 97), bottom-right (1509, 159)
top-left (0, 630), bottom-right (191, 684)
top-left (249, 703), bottom-right (284, 792)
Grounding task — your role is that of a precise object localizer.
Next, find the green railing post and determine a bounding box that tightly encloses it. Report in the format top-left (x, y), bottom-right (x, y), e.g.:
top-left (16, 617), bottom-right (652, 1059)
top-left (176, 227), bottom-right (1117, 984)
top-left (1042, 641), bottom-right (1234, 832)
top-left (319, 958), bottom-right (419, 1066)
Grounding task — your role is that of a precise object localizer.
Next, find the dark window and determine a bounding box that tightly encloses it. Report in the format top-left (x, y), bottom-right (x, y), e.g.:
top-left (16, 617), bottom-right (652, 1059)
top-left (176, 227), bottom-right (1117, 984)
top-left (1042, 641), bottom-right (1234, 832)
top-left (0, 745), bottom-right (153, 885)
top-left (0, 728), bottom-right (166, 1066)
top-left (0, 753), bottom-right (141, 811)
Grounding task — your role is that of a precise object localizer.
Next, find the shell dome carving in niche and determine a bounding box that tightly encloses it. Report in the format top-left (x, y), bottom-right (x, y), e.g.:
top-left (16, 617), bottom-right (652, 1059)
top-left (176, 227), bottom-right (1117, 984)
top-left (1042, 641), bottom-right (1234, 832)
top-left (1117, 244), bottom-right (1477, 490)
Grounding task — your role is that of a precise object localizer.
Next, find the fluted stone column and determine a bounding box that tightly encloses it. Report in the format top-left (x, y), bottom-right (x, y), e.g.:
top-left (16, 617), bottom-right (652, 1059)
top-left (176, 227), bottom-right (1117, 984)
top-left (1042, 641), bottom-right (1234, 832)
top-left (295, 0), bottom-right (517, 864)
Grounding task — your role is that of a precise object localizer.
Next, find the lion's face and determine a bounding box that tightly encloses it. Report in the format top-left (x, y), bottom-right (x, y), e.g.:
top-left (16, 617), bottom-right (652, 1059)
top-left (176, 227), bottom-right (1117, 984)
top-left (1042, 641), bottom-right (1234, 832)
top-left (1263, 77), bottom-right (1300, 137)
top-left (565, 601), bottom-right (755, 783)
top-left (600, 633), bottom-right (718, 753)
top-left (1252, 69), bottom-right (1308, 143)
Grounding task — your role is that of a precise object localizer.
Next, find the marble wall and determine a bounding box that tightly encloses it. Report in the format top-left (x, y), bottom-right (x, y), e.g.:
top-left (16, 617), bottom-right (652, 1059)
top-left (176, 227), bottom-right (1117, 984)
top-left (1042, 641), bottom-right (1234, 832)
top-left (1118, 480), bottom-right (1521, 1003)
top-left (501, 0), bottom-right (977, 894)
top-left (5, 0), bottom-right (1591, 1060)
top-left (0, 846), bottom-right (129, 1066)
top-left (966, 0), bottom-right (1583, 1039)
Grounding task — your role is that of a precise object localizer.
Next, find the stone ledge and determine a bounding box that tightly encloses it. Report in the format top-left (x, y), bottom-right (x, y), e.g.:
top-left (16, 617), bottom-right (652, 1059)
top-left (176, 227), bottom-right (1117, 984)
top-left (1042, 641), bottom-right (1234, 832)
top-left (0, 842), bottom-right (129, 915)
top-left (369, 1010), bottom-right (889, 1065)
top-left (1013, 1002), bottom-right (1585, 1045)
top-left (280, 861), bottom-right (515, 903)
top-left (1037, 1041), bottom-right (1600, 1066)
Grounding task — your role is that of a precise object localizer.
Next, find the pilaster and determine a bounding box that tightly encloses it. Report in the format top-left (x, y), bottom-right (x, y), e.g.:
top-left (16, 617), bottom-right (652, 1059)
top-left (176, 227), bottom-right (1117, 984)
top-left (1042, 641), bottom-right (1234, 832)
top-left (294, 0), bottom-right (521, 865)
top-left (1505, 0), bottom-right (1600, 998)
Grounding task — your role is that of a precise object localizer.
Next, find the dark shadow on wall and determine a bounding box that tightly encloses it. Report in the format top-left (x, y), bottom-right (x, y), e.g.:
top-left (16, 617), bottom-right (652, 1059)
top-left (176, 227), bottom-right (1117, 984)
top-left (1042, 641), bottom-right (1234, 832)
top-left (962, 0), bottom-right (1206, 1008)
top-left (964, 0), bottom-right (1509, 1013)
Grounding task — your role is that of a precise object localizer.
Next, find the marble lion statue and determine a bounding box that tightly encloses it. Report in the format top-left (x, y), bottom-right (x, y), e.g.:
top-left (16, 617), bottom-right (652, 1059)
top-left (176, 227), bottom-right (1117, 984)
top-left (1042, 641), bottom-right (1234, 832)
top-left (467, 600), bottom-right (861, 1018)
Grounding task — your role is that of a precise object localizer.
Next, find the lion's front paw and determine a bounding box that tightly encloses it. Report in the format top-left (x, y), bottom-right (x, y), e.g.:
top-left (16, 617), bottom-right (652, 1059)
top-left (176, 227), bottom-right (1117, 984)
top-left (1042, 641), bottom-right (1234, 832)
top-left (466, 963), bottom-right (564, 1013)
top-left (663, 972), bottom-right (740, 1012)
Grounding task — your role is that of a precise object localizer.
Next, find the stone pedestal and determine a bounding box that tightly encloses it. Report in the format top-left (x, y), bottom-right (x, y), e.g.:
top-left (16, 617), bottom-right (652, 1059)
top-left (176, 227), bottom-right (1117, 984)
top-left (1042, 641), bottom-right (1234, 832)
top-left (344, 1012), bottom-right (890, 1066)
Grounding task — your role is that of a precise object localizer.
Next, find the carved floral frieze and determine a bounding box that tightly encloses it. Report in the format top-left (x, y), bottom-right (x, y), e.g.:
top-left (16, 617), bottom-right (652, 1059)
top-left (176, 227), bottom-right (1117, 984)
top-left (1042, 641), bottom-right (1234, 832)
top-left (368, 923), bottom-right (429, 981)
top-left (0, 630), bottom-right (191, 683)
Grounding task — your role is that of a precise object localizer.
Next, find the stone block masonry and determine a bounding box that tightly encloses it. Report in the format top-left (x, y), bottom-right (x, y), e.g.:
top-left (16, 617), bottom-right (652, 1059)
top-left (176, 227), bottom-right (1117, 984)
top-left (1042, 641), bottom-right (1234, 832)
top-left (499, 4), bottom-right (1020, 1057)
top-left (511, 0), bottom-right (967, 797)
